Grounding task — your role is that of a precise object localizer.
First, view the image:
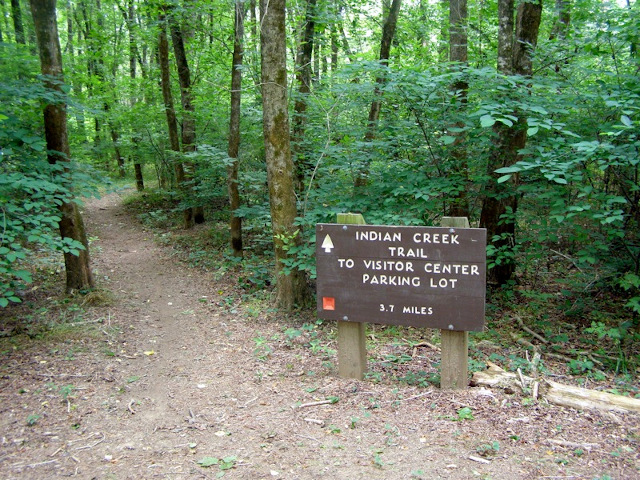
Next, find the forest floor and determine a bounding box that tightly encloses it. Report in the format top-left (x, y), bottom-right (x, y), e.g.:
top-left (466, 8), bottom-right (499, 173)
top-left (0, 190), bottom-right (639, 479)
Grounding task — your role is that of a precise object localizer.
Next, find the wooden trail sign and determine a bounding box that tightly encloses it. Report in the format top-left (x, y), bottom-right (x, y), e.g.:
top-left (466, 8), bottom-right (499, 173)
top-left (316, 215), bottom-right (486, 389)
top-left (316, 223), bottom-right (486, 331)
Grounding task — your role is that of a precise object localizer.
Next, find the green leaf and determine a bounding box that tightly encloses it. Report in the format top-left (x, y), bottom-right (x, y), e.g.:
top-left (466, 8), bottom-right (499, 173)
top-left (219, 456), bottom-right (237, 470)
top-left (496, 117), bottom-right (514, 127)
top-left (442, 135), bottom-right (456, 145)
top-left (621, 115), bottom-right (632, 127)
top-left (480, 114), bottom-right (495, 128)
top-left (497, 174), bottom-right (512, 183)
top-left (495, 166), bottom-right (521, 174)
top-left (625, 297), bottom-right (640, 314)
top-left (527, 127), bottom-right (539, 136)
top-left (197, 457), bottom-right (219, 468)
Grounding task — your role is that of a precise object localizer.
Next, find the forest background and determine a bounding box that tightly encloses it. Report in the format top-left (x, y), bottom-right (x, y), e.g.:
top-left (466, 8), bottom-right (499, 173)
top-left (1, 0), bottom-right (639, 389)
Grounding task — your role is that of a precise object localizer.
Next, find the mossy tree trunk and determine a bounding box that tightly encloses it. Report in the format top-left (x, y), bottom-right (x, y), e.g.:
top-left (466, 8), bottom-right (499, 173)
top-left (158, 10), bottom-right (193, 229)
top-left (260, 0), bottom-right (307, 310)
top-left (480, 0), bottom-right (542, 285)
top-left (168, 8), bottom-right (204, 224)
top-left (30, 0), bottom-right (94, 293)
top-left (228, 0), bottom-right (244, 257)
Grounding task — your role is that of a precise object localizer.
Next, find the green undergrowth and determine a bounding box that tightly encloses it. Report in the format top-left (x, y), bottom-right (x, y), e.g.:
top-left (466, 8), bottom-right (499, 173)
top-left (121, 189), bottom-right (640, 396)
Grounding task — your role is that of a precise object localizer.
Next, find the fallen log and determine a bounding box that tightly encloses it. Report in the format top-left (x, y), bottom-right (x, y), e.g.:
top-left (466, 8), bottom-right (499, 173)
top-left (542, 379), bottom-right (640, 414)
top-left (471, 363), bottom-right (640, 415)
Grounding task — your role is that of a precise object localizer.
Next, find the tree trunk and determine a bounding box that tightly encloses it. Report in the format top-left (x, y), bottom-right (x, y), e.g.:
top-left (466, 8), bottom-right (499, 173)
top-left (168, 8), bottom-right (203, 224)
top-left (79, 0), bottom-right (106, 167)
top-left (119, 0), bottom-right (144, 191)
top-left (11, 0), bottom-right (24, 44)
top-left (550, 0), bottom-right (570, 40)
top-left (480, 0), bottom-right (542, 285)
top-left (292, 0), bottom-right (317, 194)
top-left (158, 11), bottom-right (193, 228)
top-left (0, 0), bottom-right (5, 42)
top-left (29, 0), bottom-right (94, 293)
top-left (227, 0), bottom-right (244, 258)
top-left (497, 0), bottom-right (514, 75)
top-left (354, 0), bottom-right (402, 188)
top-left (448, 0), bottom-right (470, 217)
top-left (260, 0), bottom-right (307, 310)
top-left (109, 117), bottom-right (125, 177)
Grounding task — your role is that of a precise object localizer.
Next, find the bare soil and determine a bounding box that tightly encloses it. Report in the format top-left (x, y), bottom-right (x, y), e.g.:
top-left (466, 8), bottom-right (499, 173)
top-left (0, 191), bottom-right (639, 479)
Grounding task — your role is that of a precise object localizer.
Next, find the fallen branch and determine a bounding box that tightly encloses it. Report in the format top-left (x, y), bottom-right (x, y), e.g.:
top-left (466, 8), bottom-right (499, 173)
top-left (468, 455), bottom-right (491, 464)
top-left (543, 378), bottom-right (640, 414)
top-left (296, 399), bottom-right (335, 409)
top-left (515, 316), bottom-right (549, 344)
top-left (75, 432), bottom-right (105, 451)
top-left (303, 418), bottom-right (325, 426)
top-left (406, 340), bottom-right (441, 353)
top-left (471, 364), bottom-right (640, 415)
top-left (26, 459), bottom-right (58, 468)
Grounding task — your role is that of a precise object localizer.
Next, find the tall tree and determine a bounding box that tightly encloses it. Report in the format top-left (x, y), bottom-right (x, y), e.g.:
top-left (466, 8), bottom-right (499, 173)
top-left (354, 0), bottom-right (402, 188)
top-left (29, 0), bottom-right (94, 293)
top-left (260, 0), bottom-right (307, 310)
top-left (10, 0), bottom-right (24, 44)
top-left (292, 0), bottom-right (317, 193)
top-left (227, 0), bottom-right (244, 258)
top-left (158, 10), bottom-right (193, 229)
top-left (168, 6), bottom-right (203, 224)
top-left (448, 0), bottom-right (470, 217)
top-left (480, 0), bottom-right (543, 285)
top-left (118, 0), bottom-right (145, 190)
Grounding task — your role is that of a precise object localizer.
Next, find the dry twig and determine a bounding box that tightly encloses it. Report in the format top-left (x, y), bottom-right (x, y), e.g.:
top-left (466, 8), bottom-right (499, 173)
top-left (75, 432), bottom-right (105, 451)
top-left (296, 399), bottom-right (334, 409)
top-left (468, 455), bottom-right (491, 464)
top-left (515, 316), bottom-right (549, 344)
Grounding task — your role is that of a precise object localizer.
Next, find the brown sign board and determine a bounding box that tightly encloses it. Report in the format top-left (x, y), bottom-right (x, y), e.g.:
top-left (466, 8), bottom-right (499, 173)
top-left (316, 223), bottom-right (487, 331)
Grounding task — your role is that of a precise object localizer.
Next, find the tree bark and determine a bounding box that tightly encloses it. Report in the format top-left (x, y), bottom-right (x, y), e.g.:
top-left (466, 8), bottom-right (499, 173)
top-left (118, 0), bottom-right (144, 190)
top-left (354, 0), bottom-right (402, 188)
top-left (11, 0), bottom-right (24, 44)
top-left (448, 0), bottom-right (470, 217)
top-left (168, 7), bottom-right (203, 224)
top-left (480, 0), bottom-right (542, 285)
top-left (497, 0), bottom-right (514, 75)
top-left (260, 0), bottom-right (307, 310)
top-left (228, 0), bottom-right (244, 258)
top-left (29, 0), bottom-right (94, 293)
top-left (158, 11), bottom-right (193, 228)
top-left (292, 0), bottom-right (317, 194)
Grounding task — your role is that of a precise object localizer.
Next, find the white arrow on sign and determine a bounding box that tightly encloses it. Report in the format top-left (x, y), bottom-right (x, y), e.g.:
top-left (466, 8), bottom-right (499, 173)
top-left (321, 234), bottom-right (334, 253)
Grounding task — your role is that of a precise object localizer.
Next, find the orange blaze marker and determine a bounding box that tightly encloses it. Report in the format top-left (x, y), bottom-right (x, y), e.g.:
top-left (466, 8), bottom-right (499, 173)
top-left (322, 297), bottom-right (335, 310)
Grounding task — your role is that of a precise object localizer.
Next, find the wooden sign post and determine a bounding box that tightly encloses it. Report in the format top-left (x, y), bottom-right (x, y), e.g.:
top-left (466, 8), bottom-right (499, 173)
top-left (439, 217), bottom-right (470, 389)
top-left (336, 213), bottom-right (367, 380)
top-left (316, 215), bottom-right (485, 389)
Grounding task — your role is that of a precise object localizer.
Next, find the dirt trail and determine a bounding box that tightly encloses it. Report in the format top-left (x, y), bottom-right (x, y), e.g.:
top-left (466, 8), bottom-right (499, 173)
top-left (0, 191), bottom-right (638, 479)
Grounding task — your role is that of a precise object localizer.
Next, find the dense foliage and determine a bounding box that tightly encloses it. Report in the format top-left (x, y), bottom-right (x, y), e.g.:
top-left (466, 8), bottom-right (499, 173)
top-left (0, 43), bottom-right (101, 306)
top-left (1, 0), bottom-right (639, 350)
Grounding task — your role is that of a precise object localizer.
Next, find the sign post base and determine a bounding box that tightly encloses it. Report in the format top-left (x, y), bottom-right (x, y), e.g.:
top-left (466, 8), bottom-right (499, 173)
top-left (336, 213), bottom-right (367, 380)
top-left (440, 217), bottom-right (471, 389)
